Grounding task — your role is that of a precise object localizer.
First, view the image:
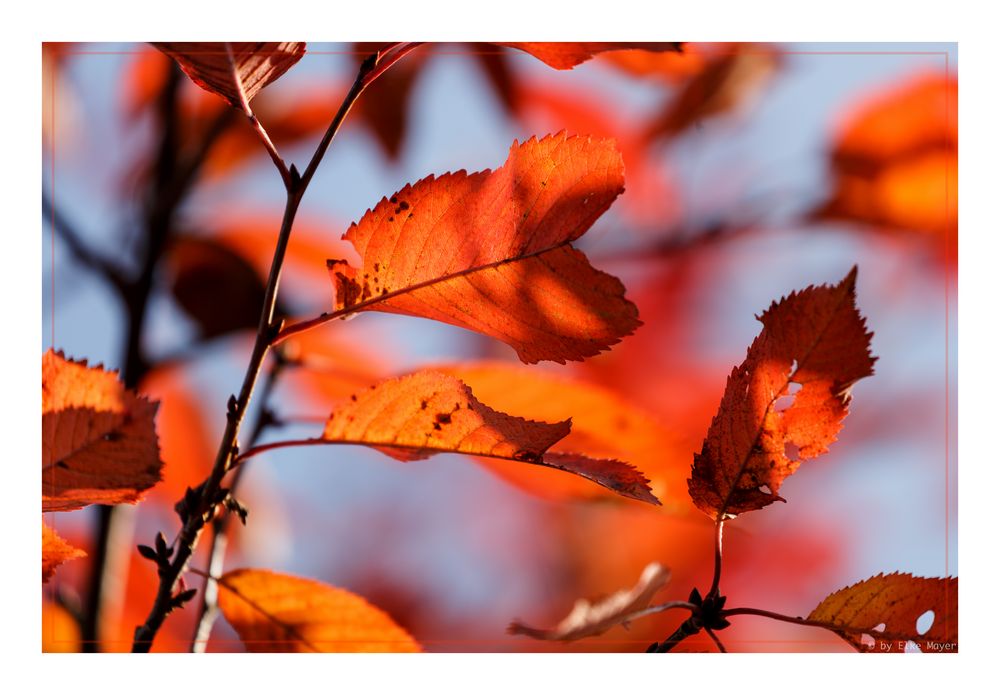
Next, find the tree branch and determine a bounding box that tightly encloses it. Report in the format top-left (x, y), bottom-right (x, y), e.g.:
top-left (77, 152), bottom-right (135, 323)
top-left (708, 520), bottom-right (724, 598)
top-left (42, 191), bottom-right (127, 293)
top-left (131, 43), bottom-right (422, 653)
top-left (226, 42), bottom-right (291, 190)
top-left (189, 356), bottom-right (285, 652)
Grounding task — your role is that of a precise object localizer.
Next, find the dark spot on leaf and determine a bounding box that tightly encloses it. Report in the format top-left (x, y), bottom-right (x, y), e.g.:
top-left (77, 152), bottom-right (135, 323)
top-left (350, 394), bottom-right (357, 402)
top-left (420, 400), bottom-right (428, 410)
top-left (389, 216), bottom-right (395, 222)
top-left (399, 201), bottom-right (410, 210)
top-left (435, 412), bottom-right (452, 425)
top-left (432, 422), bottom-right (442, 431)
top-left (55, 461), bottom-right (69, 469)
top-left (390, 196), bottom-right (398, 204)
top-left (103, 431), bottom-right (123, 442)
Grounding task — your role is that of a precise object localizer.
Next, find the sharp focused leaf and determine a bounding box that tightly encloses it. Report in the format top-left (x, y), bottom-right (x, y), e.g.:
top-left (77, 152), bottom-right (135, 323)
top-left (42, 350), bottom-right (163, 511)
top-left (217, 568), bottom-right (420, 652)
top-left (153, 42), bottom-right (305, 108)
top-left (509, 563), bottom-right (671, 641)
top-left (320, 370), bottom-right (658, 505)
top-left (326, 132), bottom-right (640, 364)
top-left (42, 522), bottom-right (85, 582)
top-left (499, 42), bottom-right (683, 70)
top-left (809, 573), bottom-right (958, 653)
top-left (439, 361), bottom-right (683, 506)
top-left (688, 268), bottom-right (876, 519)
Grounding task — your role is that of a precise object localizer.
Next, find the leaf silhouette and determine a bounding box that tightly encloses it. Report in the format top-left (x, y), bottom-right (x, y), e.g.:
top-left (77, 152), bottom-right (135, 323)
top-left (324, 132), bottom-right (640, 364)
top-left (166, 235), bottom-right (269, 340)
top-left (808, 573), bottom-right (957, 652)
top-left (217, 568), bottom-right (419, 652)
top-left (42, 349), bottom-right (163, 512)
top-left (500, 42), bottom-right (683, 70)
top-left (688, 268), bottom-right (876, 520)
top-left (42, 522), bottom-right (85, 582)
top-left (153, 42), bottom-right (305, 108)
top-left (318, 370), bottom-right (657, 504)
top-left (509, 563), bottom-right (671, 641)
top-left (439, 361), bottom-right (684, 507)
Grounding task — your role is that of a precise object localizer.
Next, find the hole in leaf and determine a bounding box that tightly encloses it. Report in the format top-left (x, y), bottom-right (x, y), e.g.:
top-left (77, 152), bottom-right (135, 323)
top-left (916, 610), bottom-right (935, 635)
top-left (872, 623), bottom-right (886, 633)
top-left (860, 633), bottom-right (875, 650)
top-left (775, 382), bottom-right (801, 412)
top-left (784, 442), bottom-right (800, 462)
top-left (904, 640), bottom-right (922, 653)
top-left (758, 484), bottom-right (772, 495)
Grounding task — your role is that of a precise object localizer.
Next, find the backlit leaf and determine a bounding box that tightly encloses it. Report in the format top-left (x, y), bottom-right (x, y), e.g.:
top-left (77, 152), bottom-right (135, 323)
top-left (325, 132), bottom-right (640, 364)
top-left (217, 568), bottom-right (420, 652)
top-left (42, 350), bottom-right (163, 512)
top-left (509, 562), bottom-right (671, 641)
top-left (42, 522), bottom-right (85, 582)
top-left (688, 268), bottom-right (876, 519)
top-left (320, 370), bottom-right (658, 504)
top-left (808, 573), bottom-right (957, 653)
top-left (500, 42), bottom-right (683, 70)
top-left (153, 42), bottom-right (305, 108)
top-left (440, 361), bottom-right (685, 507)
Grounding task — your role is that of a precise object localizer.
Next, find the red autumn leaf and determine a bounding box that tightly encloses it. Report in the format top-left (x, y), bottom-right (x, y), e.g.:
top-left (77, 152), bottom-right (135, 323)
top-left (42, 349), bottom-right (163, 512)
top-left (499, 42), bottom-right (683, 70)
top-left (317, 370), bottom-right (657, 505)
top-left (349, 43), bottom-right (426, 159)
top-left (439, 361), bottom-right (686, 508)
top-left (645, 43), bottom-right (780, 140)
top-left (42, 521), bottom-right (86, 582)
top-left (165, 235), bottom-right (269, 340)
top-left (153, 42), bottom-right (305, 108)
top-left (687, 268), bottom-right (876, 520)
top-left (509, 562), bottom-right (671, 641)
top-left (598, 43), bottom-right (708, 83)
top-left (217, 568), bottom-right (420, 652)
top-left (808, 573), bottom-right (958, 653)
top-left (816, 72), bottom-right (957, 242)
top-left (324, 132), bottom-right (640, 364)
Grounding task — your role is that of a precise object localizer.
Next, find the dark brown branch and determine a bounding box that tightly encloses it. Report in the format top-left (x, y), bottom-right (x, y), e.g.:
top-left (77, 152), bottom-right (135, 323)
top-left (131, 43), bottom-right (422, 653)
top-left (705, 627), bottom-right (727, 653)
top-left (190, 356), bottom-right (285, 652)
top-left (226, 42), bottom-right (291, 190)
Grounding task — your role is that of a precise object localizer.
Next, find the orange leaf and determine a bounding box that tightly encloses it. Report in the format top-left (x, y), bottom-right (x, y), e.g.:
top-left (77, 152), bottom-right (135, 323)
top-left (499, 42), bottom-right (683, 70)
top-left (817, 72), bottom-right (957, 241)
top-left (326, 132), bottom-right (640, 364)
top-left (217, 568), bottom-right (420, 652)
top-left (42, 350), bottom-right (163, 511)
top-left (42, 599), bottom-right (81, 652)
top-left (153, 42), bottom-right (305, 108)
top-left (42, 522), bottom-right (85, 582)
top-left (687, 268), bottom-right (876, 519)
top-left (439, 361), bottom-right (685, 507)
top-left (808, 573), bottom-right (957, 653)
top-left (320, 370), bottom-right (658, 504)
top-left (509, 563), bottom-right (671, 641)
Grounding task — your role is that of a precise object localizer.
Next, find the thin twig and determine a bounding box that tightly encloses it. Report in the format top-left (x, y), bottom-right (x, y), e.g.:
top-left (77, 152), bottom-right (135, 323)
top-left (42, 191), bottom-right (126, 292)
top-left (226, 43), bottom-right (291, 190)
top-left (131, 43), bottom-right (423, 653)
top-left (190, 357), bottom-right (285, 652)
top-left (647, 616), bottom-right (701, 653)
top-left (708, 520), bottom-right (724, 598)
top-left (704, 627), bottom-right (727, 653)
